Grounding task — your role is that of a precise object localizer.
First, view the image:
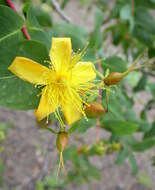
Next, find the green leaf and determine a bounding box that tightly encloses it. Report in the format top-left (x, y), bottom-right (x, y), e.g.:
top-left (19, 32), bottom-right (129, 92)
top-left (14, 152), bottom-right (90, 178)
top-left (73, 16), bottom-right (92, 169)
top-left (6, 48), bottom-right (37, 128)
top-left (129, 153), bottom-right (138, 175)
top-left (68, 118), bottom-right (96, 134)
top-left (0, 5), bottom-right (24, 39)
top-left (144, 122), bottom-right (155, 139)
top-left (52, 22), bottom-right (88, 51)
top-left (0, 31), bottom-right (24, 77)
top-left (115, 147), bottom-right (129, 164)
top-left (102, 56), bottom-right (127, 72)
top-left (34, 7), bottom-right (52, 27)
top-left (27, 27), bottom-right (50, 50)
top-left (18, 40), bottom-right (49, 64)
top-left (133, 74), bottom-right (147, 92)
top-left (135, 0), bottom-right (155, 9)
top-left (120, 4), bottom-right (134, 32)
top-left (131, 138), bottom-right (155, 152)
top-left (0, 5), bottom-right (24, 77)
top-left (140, 99), bottom-right (154, 121)
top-left (0, 40), bottom-right (49, 109)
top-left (0, 0), bottom-right (7, 5)
top-left (24, 3), bottom-right (40, 28)
top-left (135, 7), bottom-right (155, 34)
top-left (89, 9), bottom-right (104, 50)
top-left (102, 120), bottom-right (139, 136)
top-left (102, 88), bottom-right (137, 122)
top-left (23, 3), bottom-right (51, 49)
top-left (133, 7), bottom-right (155, 46)
top-left (25, 3), bottom-right (52, 27)
top-left (147, 82), bottom-right (155, 99)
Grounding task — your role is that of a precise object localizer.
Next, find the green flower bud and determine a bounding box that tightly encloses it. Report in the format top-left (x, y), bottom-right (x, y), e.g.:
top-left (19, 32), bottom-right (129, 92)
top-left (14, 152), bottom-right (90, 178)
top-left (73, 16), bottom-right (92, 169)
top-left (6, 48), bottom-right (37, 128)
top-left (56, 132), bottom-right (69, 152)
top-left (94, 142), bottom-right (105, 155)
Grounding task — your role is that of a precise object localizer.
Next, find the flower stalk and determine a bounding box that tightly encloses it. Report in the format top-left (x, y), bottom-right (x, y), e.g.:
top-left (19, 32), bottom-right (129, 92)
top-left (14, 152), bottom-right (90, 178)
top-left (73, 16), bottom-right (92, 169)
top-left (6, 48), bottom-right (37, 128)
top-left (6, 0), bottom-right (30, 40)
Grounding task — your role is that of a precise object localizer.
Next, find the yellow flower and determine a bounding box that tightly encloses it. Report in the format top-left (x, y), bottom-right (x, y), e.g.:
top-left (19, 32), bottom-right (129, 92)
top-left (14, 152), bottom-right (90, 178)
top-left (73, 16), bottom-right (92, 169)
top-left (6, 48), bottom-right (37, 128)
top-left (8, 38), bottom-right (96, 125)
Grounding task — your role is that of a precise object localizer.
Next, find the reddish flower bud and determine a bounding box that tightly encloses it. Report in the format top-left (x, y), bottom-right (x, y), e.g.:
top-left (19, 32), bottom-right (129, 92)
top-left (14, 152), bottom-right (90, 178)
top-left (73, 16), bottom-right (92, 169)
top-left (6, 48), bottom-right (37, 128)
top-left (104, 72), bottom-right (125, 86)
top-left (104, 65), bottom-right (136, 86)
top-left (85, 102), bottom-right (105, 118)
top-left (56, 132), bottom-right (69, 152)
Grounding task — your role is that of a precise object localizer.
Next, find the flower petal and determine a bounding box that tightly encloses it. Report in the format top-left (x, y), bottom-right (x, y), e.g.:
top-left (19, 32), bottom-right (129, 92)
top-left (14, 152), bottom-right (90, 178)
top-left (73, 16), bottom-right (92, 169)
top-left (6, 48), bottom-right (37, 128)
top-left (35, 87), bottom-right (59, 121)
top-left (49, 38), bottom-right (72, 71)
top-left (61, 89), bottom-right (82, 125)
top-left (71, 62), bottom-right (96, 86)
top-left (8, 57), bottom-right (52, 85)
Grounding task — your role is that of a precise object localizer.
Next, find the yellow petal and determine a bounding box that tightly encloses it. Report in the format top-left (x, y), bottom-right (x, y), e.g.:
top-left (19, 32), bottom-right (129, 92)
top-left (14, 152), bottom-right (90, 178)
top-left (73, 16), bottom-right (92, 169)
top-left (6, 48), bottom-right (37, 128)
top-left (35, 87), bottom-right (59, 121)
top-left (8, 57), bottom-right (52, 85)
top-left (49, 38), bottom-right (72, 71)
top-left (61, 89), bottom-right (82, 125)
top-left (71, 61), bottom-right (96, 86)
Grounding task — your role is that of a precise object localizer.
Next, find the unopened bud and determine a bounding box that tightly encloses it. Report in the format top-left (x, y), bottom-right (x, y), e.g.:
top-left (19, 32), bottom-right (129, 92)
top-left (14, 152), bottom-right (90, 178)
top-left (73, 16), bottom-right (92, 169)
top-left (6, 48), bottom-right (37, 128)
top-left (104, 72), bottom-right (125, 85)
top-left (77, 145), bottom-right (89, 155)
top-left (56, 132), bottom-right (69, 152)
top-left (85, 102), bottom-right (105, 118)
top-left (94, 142), bottom-right (105, 155)
top-left (104, 65), bottom-right (136, 86)
top-left (111, 142), bottom-right (122, 151)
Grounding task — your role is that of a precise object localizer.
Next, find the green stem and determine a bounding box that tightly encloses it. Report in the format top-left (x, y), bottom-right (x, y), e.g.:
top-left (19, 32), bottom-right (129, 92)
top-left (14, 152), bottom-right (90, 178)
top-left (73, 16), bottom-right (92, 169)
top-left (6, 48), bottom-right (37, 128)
top-left (45, 127), bottom-right (58, 134)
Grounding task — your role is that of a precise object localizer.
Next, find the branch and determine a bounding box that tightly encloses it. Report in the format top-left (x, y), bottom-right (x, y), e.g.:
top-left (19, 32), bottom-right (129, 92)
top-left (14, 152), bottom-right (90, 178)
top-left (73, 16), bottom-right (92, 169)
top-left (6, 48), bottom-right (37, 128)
top-left (21, 25), bottom-right (31, 40)
top-left (6, 0), bottom-right (30, 40)
top-left (131, 0), bottom-right (135, 16)
top-left (96, 57), bottom-right (103, 142)
top-left (6, 0), bottom-right (16, 11)
top-left (51, 0), bottom-right (72, 23)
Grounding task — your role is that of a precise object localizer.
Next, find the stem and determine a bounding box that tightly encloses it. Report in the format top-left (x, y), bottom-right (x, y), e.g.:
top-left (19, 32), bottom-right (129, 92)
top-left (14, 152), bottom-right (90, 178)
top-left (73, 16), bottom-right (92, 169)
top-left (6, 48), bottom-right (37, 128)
top-left (6, 0), bottom-right (16, 11)
top-left (131, 0), bottom-right (135, 16)
top-left (51, 0), bottom-right (72, 23)
top-left (21, 25), bottom-right (31, 40)
top-left (45, 127), bottom-right (58, 134)
top-left (96, 56), bottom-right (103, 142)
top-left (6, 0), bottom-right (30, 40)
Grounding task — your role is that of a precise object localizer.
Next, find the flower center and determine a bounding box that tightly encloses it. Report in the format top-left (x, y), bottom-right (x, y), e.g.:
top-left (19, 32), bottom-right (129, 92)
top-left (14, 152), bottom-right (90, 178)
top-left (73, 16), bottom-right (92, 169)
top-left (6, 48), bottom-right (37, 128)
top-left (55, 72), bottom-right (70, 86)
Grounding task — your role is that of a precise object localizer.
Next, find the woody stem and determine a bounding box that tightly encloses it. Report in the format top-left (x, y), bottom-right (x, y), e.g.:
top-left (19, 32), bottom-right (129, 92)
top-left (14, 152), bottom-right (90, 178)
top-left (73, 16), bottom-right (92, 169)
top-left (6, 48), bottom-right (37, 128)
top-left (96, 57), bottom-right (103, 142)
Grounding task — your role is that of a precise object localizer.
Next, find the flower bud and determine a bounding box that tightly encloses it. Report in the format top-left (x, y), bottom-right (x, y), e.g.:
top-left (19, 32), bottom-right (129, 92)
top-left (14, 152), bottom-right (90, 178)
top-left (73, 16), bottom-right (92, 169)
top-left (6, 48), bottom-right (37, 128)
top-left (104, 72), bottom-right (124, 86)
top-left (94, 142), bottom-right (105, 155)
top-left (56, 132), bottom-right (69, 152)
top-left (111, 142), bottom-right (122, 151)
top-left (77, 145), bottom-right (89, 155)
top-left (84, 102), bottom-right (105, 118)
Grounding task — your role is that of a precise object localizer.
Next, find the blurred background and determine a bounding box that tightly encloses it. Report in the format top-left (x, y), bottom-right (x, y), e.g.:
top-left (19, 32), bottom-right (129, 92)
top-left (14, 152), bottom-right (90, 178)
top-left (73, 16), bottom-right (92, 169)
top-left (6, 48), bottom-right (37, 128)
top-left (0, 0), bottom-right (155, 190)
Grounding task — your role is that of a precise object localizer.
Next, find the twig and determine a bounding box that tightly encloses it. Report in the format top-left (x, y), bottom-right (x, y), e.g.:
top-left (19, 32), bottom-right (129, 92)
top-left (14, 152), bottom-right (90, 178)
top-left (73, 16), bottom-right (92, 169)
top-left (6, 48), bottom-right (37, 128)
top-left (96, 58), bottom-right (103, 142)
top-left (131, 0), bottom-right (135, 16)
top-left (6, 0), bottom-right (16, 11)
top-left (21, 25), bottom-right (31, 40)
top-left (6, 0), bottom-right (30, 40)
top-left (51, 0), bottom-right (72, 23)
